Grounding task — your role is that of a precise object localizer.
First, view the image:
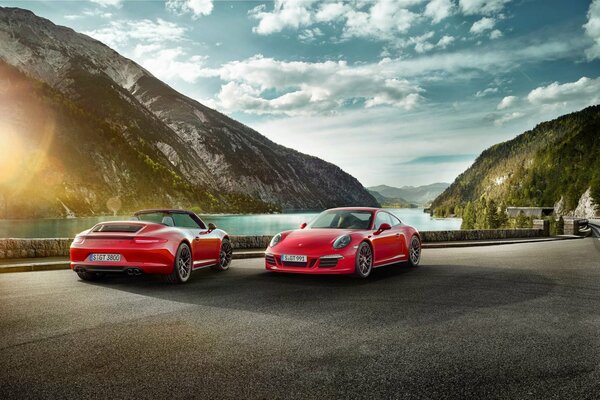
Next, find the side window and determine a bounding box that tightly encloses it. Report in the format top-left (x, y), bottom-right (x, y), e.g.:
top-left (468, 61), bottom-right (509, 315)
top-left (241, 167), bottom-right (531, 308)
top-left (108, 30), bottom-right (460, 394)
top-left (171, 213), bottom-right (201, 229)
top-left (374, 212), bottom-right (391, 229)
top-left (388, 212), bottom-right (402, 227)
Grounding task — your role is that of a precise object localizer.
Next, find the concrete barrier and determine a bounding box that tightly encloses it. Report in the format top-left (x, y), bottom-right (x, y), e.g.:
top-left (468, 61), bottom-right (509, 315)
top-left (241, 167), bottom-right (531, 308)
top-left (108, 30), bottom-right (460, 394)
top-left (0, 226), bottom-right (550, 260)
top-left (420, 228), bottom-right (544, 242)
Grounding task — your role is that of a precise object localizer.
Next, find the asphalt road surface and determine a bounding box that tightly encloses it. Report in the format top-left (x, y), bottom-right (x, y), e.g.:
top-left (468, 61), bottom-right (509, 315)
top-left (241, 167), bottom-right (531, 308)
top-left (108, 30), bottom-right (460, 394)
top-left (1, 238), bottom-right (599, 399)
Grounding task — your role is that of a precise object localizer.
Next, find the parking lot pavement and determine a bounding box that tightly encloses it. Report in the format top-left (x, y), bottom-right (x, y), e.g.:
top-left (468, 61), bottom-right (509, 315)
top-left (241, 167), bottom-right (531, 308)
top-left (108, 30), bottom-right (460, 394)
top-left (1, 238), bottom-right (599, 399)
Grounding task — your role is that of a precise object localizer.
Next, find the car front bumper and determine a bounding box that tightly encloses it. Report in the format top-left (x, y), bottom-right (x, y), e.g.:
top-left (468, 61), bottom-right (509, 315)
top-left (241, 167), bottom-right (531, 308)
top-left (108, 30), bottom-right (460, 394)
top-left (265, 249), bottom-right (357, 274)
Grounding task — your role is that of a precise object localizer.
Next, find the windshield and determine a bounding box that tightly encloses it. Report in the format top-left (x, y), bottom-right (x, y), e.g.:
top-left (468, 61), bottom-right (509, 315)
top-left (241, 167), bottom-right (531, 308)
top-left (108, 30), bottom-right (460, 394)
top-left (135, 212), bottom-right (166, 224)
top-left (134, 212), bottom-right (204, 229)
top-left (309, 210), bottom-right (373, 230)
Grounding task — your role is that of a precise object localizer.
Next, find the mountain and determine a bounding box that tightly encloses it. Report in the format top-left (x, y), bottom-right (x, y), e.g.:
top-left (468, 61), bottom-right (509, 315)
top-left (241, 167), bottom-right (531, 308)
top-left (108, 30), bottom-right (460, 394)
top-left (368, 183), bottom-right (449, 206)
top-left (431, 105), bottom-right (600, 218)
top-left (0, 7), bottom-right (378, 218)
top-left (367, 190), bottom-right (415, 208)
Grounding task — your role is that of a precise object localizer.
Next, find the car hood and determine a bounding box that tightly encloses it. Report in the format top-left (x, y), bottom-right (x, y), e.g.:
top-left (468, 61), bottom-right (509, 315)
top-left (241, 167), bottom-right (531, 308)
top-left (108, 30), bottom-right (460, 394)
top-left (279, 228), bottom-right (360, 248)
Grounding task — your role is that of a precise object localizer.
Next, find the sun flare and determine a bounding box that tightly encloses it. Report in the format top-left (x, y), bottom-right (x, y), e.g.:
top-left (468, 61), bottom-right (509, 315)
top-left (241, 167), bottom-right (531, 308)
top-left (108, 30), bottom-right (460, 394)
top-left (0, 125), bottom-right (25, 187)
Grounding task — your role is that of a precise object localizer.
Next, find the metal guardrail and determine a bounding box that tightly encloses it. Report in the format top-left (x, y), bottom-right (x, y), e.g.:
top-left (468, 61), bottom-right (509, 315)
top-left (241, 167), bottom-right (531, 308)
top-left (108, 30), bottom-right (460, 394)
top-left (588, 221), bottom-right (600, 238)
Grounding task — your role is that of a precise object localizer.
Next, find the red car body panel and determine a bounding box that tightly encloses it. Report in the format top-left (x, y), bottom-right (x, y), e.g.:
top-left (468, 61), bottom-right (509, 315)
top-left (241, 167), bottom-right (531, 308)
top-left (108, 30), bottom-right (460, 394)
top-left (265, 207), bottom-right (420, 275)
top-left (70, 210), bottom-right (228, 275)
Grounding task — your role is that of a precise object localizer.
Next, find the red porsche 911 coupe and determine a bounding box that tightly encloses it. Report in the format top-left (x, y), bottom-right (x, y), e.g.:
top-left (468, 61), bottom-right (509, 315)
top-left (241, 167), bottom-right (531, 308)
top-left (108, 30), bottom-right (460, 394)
top-left (265, 207), bottom-right (421, 278)
top-left (70, 209), bottom-right (232, 283)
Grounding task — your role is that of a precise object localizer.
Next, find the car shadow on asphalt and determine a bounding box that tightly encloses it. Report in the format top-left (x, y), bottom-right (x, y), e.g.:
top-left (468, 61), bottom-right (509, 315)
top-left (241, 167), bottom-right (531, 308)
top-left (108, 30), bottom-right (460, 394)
top-left (78, 262), bottom-right (555, 327)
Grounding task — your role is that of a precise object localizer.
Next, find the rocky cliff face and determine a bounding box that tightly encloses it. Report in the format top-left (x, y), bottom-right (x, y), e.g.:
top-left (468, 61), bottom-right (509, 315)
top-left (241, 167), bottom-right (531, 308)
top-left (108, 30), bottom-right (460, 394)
top-left (0, 7), bottom-right (377, 217)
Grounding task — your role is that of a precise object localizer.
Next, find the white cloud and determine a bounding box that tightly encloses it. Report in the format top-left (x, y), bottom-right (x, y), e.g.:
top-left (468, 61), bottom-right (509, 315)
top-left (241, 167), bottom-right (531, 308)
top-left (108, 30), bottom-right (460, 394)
top-left (459, 0), bottom-right (511, 15)
top-left (249, 0), bottom-right (422, 41)
top-left (315, 2), bottom-right (349, 22)
top-left (470, 17), bottom-right (495, 34)
top-left (298, 27), bottom-right (324, 43)
top-left (250, 0), bottom-right (316, 35)
top-left (89, 0), bottom-right (121, 7)
top-left (583, 0), bottom-right (600, 60)
top-left (203, 55), bottom-right (424, 116)
top-left (489, 29), bottom-right (502, 39)
top-left (436, 35), bottom-right (455, 48)
top-left (166, 0), bottom-right (213, 18)
top-left (424, 0), bottom-right (454, 24)
top-left (494, 111), bottom-right (524, 126)
top-left (497, 95), bottom-right (517, 110)
top-left (65, 8), bottom-right (113, 20)
top-left (191, 35), bottom-right (580, 116)
top-left (342, 2), bottom-right (419, 40)
top-left (133, 46), bottom-right (210, 83)
top-left (392, 32), bottom-right (455, 53)
top-left (475, 87), bottom-right (498, 97)
top-left (84, 18), bottom-right (187, 49)
top-left (527, 77), bottom-right (600, 107)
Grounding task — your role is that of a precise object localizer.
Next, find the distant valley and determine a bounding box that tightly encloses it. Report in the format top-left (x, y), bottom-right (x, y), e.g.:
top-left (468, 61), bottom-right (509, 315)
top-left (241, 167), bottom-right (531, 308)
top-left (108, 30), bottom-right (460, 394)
top-left (368, 183), bottom-right (450, 207)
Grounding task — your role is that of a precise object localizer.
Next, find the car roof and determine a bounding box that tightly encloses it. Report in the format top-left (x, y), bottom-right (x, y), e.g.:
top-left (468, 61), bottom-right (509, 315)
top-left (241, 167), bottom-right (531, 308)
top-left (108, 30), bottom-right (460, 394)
top-left (325, 207), bottom-right (380, 212)
top-left (134, 209), bottom-right (195, 215)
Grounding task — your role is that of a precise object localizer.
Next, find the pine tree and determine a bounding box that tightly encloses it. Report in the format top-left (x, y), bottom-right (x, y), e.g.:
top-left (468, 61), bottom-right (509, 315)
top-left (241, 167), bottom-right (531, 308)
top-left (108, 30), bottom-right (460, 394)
top-left (461, 201), bottom-right (476, 230)
top-left (515, 210), bottom-right (529, 228)
top-left (475, 198), bottom-right (487, 229)
top-left (497, 202), bottom-right (509, 228)
top-left (486, 199), bottom-right (500, 229)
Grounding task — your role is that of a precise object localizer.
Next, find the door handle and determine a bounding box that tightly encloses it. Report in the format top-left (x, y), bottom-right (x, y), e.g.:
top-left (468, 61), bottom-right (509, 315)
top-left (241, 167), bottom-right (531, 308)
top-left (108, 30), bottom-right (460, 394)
top-left (395, 233), bottom-right (400, 236)
top-left (194, 236), bottom-right (200, 240)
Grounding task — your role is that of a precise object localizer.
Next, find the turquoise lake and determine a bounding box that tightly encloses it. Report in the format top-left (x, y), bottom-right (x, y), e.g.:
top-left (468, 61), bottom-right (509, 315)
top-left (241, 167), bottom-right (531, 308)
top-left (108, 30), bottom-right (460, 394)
top-left (0, 208), bottom-right (461, 238)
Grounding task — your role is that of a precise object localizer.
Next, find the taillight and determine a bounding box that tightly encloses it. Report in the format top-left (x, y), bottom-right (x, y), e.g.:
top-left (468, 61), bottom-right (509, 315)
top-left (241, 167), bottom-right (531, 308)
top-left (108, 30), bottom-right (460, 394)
top-left (134, 238), bottom-right (168, 244)
top-left (72, 236), bottom-right (85, 244)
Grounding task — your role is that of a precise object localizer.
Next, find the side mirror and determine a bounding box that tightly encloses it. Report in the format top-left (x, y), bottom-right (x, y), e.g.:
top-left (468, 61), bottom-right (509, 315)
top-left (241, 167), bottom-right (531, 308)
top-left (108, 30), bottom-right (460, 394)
top-left (208, 223), bottom-right (217, 231)
top-left (377, 223), bottom-right (391, 233)
top-left (300, 222), bottom-right (307, 229)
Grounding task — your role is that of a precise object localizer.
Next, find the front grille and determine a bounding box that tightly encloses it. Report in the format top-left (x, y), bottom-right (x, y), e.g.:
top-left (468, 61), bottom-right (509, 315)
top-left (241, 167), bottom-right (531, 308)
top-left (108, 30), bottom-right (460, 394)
top-left (282, 261), bottom-right (308, 267)
top-left (265, 254), bottom-right (276, 265)
top-left (319, 258), bottom-right (339, 268)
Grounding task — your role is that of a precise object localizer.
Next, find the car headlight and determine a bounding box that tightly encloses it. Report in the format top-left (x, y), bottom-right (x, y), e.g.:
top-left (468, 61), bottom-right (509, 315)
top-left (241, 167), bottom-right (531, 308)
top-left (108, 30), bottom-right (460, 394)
top-left (333, 234), bottom-right (351, 249)
top-left (270, 233), bottom-right (282, 248)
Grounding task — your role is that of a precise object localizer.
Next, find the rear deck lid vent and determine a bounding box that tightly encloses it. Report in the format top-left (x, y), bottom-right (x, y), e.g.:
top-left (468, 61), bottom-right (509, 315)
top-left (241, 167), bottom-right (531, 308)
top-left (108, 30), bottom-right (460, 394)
top-left (92, 224), bottom-right (144, 233)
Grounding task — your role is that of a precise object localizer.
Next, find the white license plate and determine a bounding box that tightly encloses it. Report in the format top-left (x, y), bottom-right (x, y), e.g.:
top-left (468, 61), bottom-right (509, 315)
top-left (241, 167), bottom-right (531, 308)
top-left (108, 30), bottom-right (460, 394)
top-left (90, 253), bottom-right (121, 262)
top-left (281, 254), bottom-right (307, 262)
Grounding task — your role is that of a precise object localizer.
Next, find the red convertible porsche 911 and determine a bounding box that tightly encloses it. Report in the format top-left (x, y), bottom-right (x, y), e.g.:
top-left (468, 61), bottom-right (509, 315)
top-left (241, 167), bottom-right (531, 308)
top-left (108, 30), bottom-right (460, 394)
top-left (265, 207), bottom-right (421, 278)
top-left (70, 209), bottom-right (232, 283)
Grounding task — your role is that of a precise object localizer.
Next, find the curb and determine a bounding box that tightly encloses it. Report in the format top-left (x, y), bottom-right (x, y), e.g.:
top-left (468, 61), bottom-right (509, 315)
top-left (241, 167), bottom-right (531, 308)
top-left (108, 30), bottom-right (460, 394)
top-left (0, 237), bottom-right (584, 274)
top-left (422, 235), bottom-right (583, 249)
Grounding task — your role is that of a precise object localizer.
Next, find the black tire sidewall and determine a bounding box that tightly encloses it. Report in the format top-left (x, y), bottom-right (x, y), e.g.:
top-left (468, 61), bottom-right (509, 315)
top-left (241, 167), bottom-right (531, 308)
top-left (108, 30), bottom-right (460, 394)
top-left (212, 239), bottom-right (232, 271)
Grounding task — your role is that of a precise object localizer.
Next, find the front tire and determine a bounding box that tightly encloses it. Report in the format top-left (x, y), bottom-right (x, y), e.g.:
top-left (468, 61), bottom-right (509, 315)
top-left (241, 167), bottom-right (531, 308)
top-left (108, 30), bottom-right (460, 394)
top-left (164, 242), bottom-right (193, 284)
top-left (211, 238), bottom-right (232, 272)
top-left (354, 242), bottom-right (373, 278)
top-left (407, 235), bottom-right (421, 267)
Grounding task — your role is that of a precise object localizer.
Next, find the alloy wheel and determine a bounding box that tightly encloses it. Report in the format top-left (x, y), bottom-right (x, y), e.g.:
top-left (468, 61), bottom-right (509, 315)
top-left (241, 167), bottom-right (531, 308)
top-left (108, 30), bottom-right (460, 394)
top-left (178, 245), bottom-right (192, 280)
top-left (409, 236), bottom-right (421, 266)
top-left (220, 240), bottom-right (233, 269)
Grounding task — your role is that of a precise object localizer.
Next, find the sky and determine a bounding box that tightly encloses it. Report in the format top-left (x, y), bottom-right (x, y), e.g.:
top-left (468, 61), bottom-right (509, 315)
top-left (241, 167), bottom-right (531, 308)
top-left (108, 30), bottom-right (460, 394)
top-left (2, 0), bottom-right (600, 188)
